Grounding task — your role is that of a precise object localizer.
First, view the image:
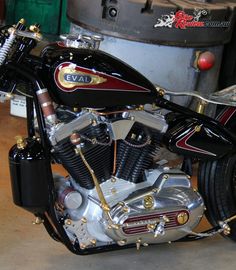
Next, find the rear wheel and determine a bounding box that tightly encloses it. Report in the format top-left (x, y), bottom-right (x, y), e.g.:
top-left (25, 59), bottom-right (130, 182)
top-left (198, 154), bottom-right (236, 241)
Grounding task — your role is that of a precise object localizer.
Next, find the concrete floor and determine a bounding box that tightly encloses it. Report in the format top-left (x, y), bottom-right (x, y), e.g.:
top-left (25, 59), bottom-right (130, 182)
top-left (1, 102), bottom-right (236, 270)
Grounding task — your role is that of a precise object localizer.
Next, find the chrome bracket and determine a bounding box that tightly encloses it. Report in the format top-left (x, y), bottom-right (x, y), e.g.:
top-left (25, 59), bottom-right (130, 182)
top-left (156, 84), bottom-right (236, 107)
top-left (60, 34), bottom-right (104, 50)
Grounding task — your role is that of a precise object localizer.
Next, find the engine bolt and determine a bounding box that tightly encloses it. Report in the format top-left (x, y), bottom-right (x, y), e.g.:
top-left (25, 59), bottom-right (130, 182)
top-left (81, 217), bottom-right (87, 224)
top-left (117, 239), bottom-right (126, 246)
top-left (225, 228), bottom-right (231, 235)
top-left (111, 177), bottom-right (116, 183)
top-left (91, 119), bottom-right (97, 126)
top-left (158, 89), bottom-right (165, 97)
top-left (147, 224), bottom-right (156, 231)
top-left (118, 202), bottom-right (125, 207)
top-left (80, 243), bottom-right (86, 249)
top-left (163, 174), bottom-right (169, 179)
top-left (195, 125), bottom-right (202, 132)
top-left (143, 243), bottom-right (149, 247)
top-left (163, 215), bottom-right (170, 222)
top-left (221, 223), bottom-right (231, 236)
top-left (90, 239), bottom-right (97, 245)
top-left (136, 239), bottom-right (142, 251)
top-left (65, 219), bottom-right (72, 226)
top-left (111, 188), bottom-right (117, 194)
top-left (123, 206), bottom-right (129, 213)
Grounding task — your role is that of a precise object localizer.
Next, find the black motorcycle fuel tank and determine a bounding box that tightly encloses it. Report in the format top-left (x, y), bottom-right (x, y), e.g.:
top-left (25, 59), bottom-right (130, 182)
top-left (40, 43), bottom-right (158, 108)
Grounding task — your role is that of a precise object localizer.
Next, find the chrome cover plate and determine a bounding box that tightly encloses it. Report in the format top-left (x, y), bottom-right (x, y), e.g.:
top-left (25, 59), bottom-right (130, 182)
top-left (49, 109), bottom-right (168, 144)
top-left (59, 168), bottom-right (204, 247)
top-left (49, 111), bottom-right (93, 145)
top-left (103, 171), bottom-right (204, 245)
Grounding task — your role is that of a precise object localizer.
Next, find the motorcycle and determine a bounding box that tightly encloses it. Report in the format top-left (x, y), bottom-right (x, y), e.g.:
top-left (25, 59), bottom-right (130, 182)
top-left (1, 19), bottom-right (236, 255)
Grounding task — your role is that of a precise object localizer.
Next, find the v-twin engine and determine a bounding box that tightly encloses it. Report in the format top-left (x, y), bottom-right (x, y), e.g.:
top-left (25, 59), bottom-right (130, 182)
top-left (49, 108), bottom-right (204, 249)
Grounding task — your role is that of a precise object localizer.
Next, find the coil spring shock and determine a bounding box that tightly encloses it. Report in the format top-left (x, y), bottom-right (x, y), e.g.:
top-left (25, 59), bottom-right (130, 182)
top-left (0, 29), bottom-right (16, 66)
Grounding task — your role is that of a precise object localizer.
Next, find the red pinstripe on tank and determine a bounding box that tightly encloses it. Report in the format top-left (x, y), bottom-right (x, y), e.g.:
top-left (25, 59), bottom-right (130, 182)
top-left (54, 62), bottom-right (151, 93)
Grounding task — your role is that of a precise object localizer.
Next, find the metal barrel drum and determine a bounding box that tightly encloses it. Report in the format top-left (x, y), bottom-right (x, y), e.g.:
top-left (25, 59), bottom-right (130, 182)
top-left (67, 0), bottom-right (236, 110)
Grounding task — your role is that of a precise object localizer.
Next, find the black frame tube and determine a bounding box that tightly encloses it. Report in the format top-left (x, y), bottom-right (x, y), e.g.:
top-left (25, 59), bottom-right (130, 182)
top-left (26, 94), bottom-right (35, 138)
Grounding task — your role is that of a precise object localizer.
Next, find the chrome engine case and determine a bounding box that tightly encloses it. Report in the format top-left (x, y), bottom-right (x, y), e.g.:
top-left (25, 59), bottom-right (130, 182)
top-left (103, 169), bottom-right (204, 245)
top-left (59, 168), bottom-right (204, 248)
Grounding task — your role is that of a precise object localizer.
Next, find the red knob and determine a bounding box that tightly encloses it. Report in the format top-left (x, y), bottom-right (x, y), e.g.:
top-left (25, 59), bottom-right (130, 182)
top-left (197, 51), bottom-right (215, 71)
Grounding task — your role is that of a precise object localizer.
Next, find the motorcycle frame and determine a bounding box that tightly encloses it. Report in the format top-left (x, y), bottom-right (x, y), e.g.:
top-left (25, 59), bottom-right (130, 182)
top-left (4, 46), bottom-right (236, 254)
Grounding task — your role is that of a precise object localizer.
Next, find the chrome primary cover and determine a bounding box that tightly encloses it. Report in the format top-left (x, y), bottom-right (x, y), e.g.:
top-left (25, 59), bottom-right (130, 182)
top-left (103, 170), bottom-right (204, 245)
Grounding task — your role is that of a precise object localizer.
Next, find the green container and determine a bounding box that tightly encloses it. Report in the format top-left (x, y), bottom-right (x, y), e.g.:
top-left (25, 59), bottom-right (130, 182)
top-left (60, 0), bottom-right (70, 34)
top-left (6, 0), bottom-right (61, 35)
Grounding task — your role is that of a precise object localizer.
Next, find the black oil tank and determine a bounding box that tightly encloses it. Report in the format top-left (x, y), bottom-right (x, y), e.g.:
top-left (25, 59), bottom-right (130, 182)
top-left (9, 137), bottom-right (50, 214)
top-left (40, 44), bottom-right (158, 108)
